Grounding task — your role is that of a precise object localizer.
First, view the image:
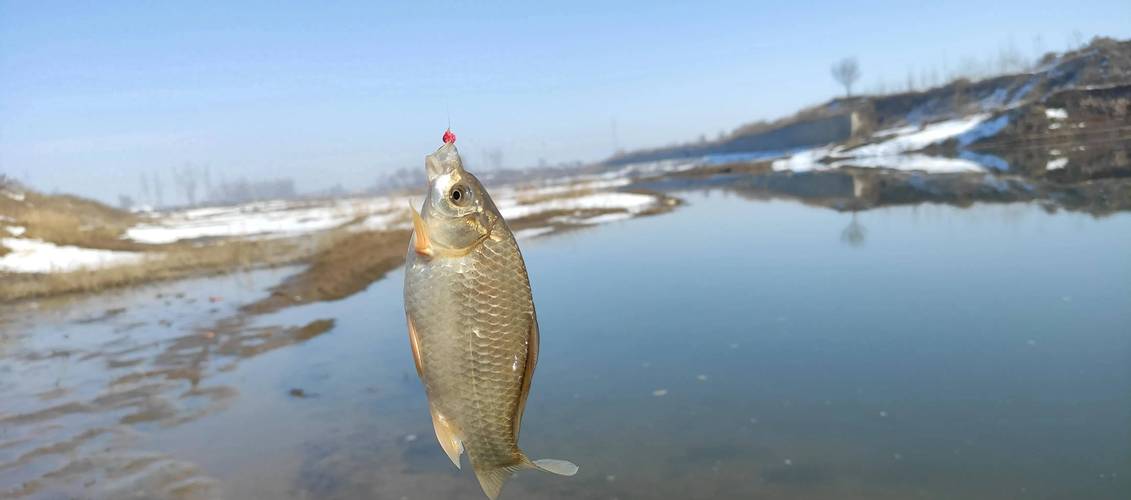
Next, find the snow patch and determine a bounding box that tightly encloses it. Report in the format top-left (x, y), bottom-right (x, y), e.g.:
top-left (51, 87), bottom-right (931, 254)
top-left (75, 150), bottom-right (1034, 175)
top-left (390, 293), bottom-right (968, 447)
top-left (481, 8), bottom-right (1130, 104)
top-left (513, 227), bottom-right (555, 240)
top-left (126, 197), bottom-right (410, 244)
top-left (956, 115), bottom-right (1009, 146)
top-left (1046, 158), bottom-right (1068, 170)
top-left (0, 238), bottom-right (145, 273)
top-left (773, 114), bottom-right (1009, 175)
top-left (497, 192), bottom-right (659, 220)
top-left (772, 146), bottom-right (835, 172)
top-left (5, 226), bottom-right (26, 236)
top-left (1045, 108), bottom-right (1068, 120)
top-left (350, 210), bottom-right (410, 232)
top-left (847, 114), bottom-right (992, 157)
top-left (831, 154), bottom-right (985, 173)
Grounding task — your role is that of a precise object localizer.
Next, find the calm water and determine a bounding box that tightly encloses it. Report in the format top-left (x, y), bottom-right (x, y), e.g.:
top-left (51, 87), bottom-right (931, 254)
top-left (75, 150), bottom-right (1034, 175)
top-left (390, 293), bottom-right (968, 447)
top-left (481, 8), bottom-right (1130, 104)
top-left (2, 192), bottom-right (1130, 499)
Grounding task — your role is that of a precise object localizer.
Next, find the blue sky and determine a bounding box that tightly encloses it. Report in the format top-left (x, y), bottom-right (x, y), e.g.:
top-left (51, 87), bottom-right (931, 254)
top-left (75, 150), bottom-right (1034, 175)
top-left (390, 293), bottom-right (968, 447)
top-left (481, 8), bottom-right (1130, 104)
top-left (2, 1), bottom-right (1129, 204)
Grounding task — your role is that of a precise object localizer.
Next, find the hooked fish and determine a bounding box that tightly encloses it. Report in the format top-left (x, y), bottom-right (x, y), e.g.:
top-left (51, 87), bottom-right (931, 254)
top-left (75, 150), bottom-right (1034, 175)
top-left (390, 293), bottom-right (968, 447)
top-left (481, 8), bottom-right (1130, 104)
top-left (403, 136), bottom-right (578, 499)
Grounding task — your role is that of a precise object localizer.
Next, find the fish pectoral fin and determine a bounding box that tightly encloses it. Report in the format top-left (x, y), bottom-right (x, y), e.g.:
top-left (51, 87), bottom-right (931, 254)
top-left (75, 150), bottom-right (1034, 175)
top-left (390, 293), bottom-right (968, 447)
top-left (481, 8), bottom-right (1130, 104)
top-left (406, 315), bottom-right (424, 378)
top-left (409, 202), bottom-right (432, 256)
top-left (429, 407), bottom-right (464, 469)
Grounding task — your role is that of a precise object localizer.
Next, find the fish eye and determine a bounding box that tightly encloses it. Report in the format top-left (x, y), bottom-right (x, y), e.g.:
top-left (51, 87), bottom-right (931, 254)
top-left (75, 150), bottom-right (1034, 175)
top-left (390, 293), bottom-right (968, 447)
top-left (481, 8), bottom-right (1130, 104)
top-left (450, 184), bottom-right (469, 206)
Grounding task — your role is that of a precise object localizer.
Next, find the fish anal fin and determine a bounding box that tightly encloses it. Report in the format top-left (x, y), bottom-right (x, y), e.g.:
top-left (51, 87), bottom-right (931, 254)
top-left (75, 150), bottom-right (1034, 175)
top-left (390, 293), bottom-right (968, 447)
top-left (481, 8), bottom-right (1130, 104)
top-left (406, 315), bottom-right (424, 378)
top-left (513, 316), bottom-right (539, 440)
top-left (472, 454), bottom-right (578, 499)
top-left (409, 203), bottom-right (432, 256)
top-left (430, 407), bottom-right (464, 470)
top-left (473, 465), bottom-right (511, 500)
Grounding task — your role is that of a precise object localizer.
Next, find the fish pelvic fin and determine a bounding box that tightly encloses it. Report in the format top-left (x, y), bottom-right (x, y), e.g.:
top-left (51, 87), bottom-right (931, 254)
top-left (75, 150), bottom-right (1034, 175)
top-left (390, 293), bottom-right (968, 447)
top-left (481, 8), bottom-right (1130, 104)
top-left (429, 407), bottom-right (464, 470)
top-left (472, 453), bottom-right (578, 499)
top-left (406, 314), bottom-right (424, 378)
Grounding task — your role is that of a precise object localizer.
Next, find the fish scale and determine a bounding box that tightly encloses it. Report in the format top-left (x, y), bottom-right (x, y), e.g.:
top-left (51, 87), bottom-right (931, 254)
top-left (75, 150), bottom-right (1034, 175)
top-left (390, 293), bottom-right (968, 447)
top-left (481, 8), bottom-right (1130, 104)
top-left (406, 229), bottom-right (531, 467)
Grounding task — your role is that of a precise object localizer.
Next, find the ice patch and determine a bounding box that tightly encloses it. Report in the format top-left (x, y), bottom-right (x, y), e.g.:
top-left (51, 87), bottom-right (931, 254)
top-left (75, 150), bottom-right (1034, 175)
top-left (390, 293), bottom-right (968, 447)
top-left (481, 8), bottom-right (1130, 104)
top-left (0, 238), bottom-right (145, 273)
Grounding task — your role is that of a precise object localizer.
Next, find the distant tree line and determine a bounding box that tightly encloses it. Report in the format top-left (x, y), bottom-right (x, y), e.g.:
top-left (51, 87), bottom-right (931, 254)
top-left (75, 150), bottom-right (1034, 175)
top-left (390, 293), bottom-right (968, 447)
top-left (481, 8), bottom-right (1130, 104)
top-left (126, 164), bottom-right (297, 210)
top-left (831, 31), bottom-right (1096, 98)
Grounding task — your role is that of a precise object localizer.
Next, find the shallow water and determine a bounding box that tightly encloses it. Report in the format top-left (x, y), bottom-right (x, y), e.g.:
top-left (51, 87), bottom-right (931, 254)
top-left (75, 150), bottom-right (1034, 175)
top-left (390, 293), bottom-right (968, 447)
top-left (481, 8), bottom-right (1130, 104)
top-left (2, 192), bottom-right (1130, 499)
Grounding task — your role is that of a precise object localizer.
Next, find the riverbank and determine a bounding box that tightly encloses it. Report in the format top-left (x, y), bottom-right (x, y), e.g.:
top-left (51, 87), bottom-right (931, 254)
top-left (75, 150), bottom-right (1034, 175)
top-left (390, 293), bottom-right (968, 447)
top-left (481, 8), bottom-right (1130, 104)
top-left (1, 177), bottom-right (678, 303)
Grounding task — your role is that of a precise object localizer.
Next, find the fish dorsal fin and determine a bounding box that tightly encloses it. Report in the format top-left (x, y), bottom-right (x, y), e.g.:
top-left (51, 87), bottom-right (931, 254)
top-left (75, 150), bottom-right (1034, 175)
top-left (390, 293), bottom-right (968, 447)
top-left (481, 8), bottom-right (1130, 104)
top-left (430, 407), bottom-right (464, 469)
top-left (513, 315), bottom-right (539, 440)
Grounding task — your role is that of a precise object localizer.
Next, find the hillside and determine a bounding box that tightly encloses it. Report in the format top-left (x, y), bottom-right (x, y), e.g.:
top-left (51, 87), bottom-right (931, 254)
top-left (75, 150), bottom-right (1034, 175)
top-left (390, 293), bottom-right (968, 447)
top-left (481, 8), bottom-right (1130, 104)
top-left (604, 37), bottom-right (1131, 184)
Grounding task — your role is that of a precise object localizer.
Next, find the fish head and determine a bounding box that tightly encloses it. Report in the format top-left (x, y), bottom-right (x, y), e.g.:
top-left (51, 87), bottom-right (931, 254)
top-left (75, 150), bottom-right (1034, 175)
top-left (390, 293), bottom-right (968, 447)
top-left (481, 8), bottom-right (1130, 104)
top-left (419, 143), bottom-right (500, 252)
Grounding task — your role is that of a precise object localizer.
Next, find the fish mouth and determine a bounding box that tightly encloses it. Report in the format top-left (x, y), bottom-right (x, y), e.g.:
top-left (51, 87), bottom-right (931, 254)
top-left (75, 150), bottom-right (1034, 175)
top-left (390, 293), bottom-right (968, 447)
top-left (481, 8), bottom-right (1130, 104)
top-left (425, 143), bottom-right (464, 182)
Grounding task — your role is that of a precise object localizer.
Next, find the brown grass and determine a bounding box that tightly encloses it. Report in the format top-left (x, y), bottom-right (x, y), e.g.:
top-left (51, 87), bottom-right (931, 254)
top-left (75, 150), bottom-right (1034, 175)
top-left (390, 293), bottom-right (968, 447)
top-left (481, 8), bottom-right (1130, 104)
top-left (1, 190), bottom-right (142, 251)
top-left (2, 184), bottom-right (680, 308)
top-left (0, 235), bottom-right (324, 303)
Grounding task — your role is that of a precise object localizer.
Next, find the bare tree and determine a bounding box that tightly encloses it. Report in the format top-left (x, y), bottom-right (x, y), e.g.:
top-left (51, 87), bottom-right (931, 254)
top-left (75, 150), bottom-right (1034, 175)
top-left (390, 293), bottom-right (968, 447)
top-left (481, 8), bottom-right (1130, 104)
top-left (483, 147), bottom-right (504, 170)
top-left (201, 165), bottom-right (212, 203)
top-left (153, 170), bottom-right (165, 208)
top-left (831, 57), bottom-right (861, 97)
top-left (172, 164), bottom-right (199, 206)
top-left (139, 172), bottom-right (151, 206)
top-left (840, 213), bottom-right (866, 247)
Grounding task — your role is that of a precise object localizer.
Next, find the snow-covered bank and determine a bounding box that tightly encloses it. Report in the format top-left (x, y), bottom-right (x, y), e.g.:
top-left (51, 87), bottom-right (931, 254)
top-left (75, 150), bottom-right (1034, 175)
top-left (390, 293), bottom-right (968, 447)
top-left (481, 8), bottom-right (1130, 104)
top-left (0, 239), bottom-right (144, 273)
top-left (126, 197), bottom-right (410, 244)
top-left (123, 177), bottom-right (665, 246)
top-left (497, 191), bottom-right (660, 220)
top-left (770, 113), bottom-right (1010, 174)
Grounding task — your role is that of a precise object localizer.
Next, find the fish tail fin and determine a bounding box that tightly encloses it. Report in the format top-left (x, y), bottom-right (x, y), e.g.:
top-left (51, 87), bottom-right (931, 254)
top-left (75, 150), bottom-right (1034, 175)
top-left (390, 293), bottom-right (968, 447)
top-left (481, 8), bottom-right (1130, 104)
top-left (526, 456), bottom-right (579, 476)
top-left (472, 453), bottom-right (578, 499)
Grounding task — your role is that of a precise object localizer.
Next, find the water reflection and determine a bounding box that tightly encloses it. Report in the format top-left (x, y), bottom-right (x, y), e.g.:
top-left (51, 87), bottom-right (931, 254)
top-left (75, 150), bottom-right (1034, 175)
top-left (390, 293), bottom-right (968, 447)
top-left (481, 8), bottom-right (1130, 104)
top-left (840, 212), bottom-right (867, 246)
top-left (2, 193), bottom-right (1130, 499)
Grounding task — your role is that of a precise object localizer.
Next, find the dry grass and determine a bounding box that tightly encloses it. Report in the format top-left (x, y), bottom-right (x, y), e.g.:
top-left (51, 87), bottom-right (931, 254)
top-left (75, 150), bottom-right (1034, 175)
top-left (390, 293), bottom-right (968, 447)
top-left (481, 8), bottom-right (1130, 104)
top-left (1, 189), bottom-right (142, 251)
top-left (0, 234), bottom-right (331, 303)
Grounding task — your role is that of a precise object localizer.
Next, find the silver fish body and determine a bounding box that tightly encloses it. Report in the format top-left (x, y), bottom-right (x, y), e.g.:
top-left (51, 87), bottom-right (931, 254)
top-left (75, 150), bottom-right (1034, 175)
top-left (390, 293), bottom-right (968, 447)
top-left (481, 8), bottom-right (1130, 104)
top-left (403, 142), bottom-right (577, 499)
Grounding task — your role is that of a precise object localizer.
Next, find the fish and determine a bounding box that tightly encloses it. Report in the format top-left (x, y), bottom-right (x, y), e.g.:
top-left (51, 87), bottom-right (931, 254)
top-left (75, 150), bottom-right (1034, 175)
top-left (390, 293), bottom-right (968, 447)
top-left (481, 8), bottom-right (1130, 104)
top-left (403, 138), bottom-right (578, 499)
